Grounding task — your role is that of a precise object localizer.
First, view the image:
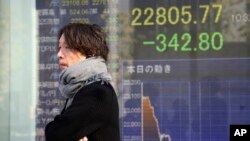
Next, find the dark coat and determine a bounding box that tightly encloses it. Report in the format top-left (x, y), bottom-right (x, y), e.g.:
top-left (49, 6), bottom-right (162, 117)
top-left (45, 81), bottom-right (120, 141)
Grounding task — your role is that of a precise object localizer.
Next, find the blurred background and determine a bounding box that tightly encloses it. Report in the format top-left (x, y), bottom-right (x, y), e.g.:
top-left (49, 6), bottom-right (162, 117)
top-left (0, 0), bottom-right (249, 141)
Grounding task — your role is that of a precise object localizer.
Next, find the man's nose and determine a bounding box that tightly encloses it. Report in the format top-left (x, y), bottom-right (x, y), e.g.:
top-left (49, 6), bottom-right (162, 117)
top-left (57, 49), bottom-right (62, 59)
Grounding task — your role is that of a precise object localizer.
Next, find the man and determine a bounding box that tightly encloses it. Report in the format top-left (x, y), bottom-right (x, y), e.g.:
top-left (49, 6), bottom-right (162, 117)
top-left (45, 23), bottom-right (120, 141)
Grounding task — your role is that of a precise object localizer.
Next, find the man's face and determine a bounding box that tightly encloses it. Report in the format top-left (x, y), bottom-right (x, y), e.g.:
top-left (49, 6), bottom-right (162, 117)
top-left (57, 34), bottom-right (86, 70)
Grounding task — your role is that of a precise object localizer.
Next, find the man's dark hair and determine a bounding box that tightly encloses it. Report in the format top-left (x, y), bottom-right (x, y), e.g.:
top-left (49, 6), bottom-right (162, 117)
top-left (58, 23), bottom-right (109, 61)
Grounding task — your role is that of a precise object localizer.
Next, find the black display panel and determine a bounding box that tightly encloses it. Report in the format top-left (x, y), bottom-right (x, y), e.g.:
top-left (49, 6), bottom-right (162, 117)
top-left (36, 0), bottom-right (250, 141)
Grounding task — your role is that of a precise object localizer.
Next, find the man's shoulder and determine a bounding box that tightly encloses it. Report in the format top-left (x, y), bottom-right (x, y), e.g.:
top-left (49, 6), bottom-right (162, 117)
top-left (84, 81), bottom-right (113, 91)
top-left (77, 81), bottom-right (116, 98)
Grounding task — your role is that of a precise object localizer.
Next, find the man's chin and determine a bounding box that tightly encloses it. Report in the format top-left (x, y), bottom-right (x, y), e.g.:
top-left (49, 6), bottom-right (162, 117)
top-left (59, 65), bottom-right (68, 70)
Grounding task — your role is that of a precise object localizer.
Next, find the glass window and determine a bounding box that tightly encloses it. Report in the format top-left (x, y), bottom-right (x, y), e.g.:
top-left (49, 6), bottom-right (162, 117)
top-left (0, 0), bottom-right (36, 141)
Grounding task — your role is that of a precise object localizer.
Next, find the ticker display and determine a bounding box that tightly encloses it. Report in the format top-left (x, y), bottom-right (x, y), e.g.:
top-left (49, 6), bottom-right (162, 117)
top-left (36, 0), bottom-right (250, 141)
top-left (131, 4), bottom-right (222, 26)
top-left (130, 0), bottom-right (249, 59)
top-left (142, 32), bottom-right (224, 52)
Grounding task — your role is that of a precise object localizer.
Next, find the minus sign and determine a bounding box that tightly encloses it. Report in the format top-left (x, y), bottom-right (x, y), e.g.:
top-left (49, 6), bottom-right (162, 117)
top-left (143, 41), bottom-right (155, 45)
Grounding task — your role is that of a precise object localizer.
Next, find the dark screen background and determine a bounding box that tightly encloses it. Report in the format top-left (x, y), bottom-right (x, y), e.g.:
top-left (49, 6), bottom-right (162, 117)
top-left (36, 0), bottom-right (250, 140)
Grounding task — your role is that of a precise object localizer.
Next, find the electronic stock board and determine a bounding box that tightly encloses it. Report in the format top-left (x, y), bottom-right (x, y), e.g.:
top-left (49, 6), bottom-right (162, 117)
top-left (36, 0), bottom-right (250, 140)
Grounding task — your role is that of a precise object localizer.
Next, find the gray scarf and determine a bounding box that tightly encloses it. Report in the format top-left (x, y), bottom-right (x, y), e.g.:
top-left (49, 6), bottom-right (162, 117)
top-left (59, 57), bottom-right (112, 101)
